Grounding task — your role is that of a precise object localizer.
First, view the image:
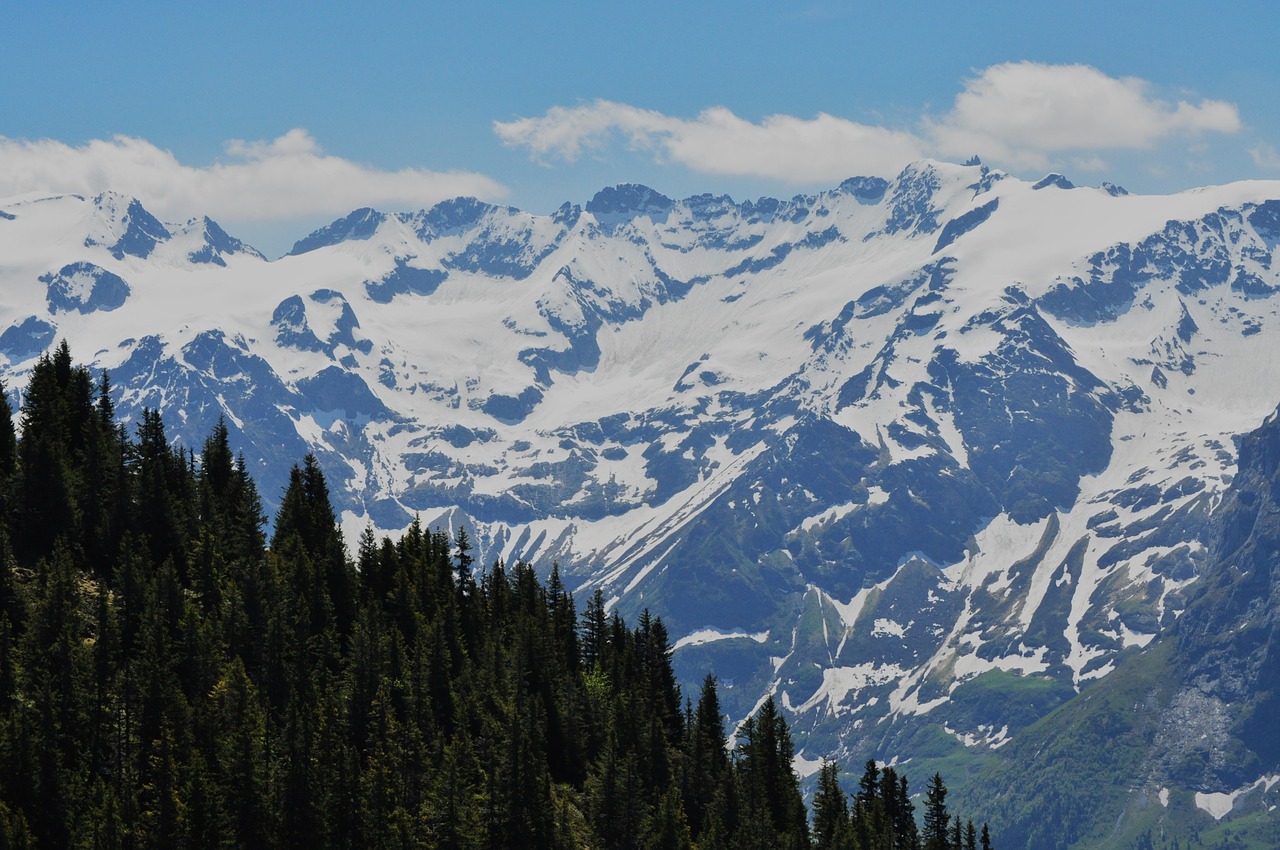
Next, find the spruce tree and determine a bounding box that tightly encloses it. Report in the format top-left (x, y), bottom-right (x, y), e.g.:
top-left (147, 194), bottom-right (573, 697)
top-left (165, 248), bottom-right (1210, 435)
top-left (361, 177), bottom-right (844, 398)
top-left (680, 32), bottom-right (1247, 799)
top-left (0, 343), bottom-right (1000, 850)
top-left (812, 760), bottom-right (851, 850)
top-left (923, 772), bottom-right (950, 850)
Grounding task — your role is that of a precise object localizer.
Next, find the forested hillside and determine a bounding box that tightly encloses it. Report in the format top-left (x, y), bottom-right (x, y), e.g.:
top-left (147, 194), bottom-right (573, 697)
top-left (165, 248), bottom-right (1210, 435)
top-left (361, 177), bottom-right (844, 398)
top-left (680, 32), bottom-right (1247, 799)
top-left (0, 343), bottom-right (984, 849)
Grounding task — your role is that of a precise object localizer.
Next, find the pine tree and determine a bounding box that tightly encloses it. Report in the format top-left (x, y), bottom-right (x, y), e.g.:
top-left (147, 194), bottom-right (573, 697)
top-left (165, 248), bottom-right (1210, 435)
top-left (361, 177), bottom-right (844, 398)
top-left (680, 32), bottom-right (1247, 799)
top-left (642, 786), bottom-right (693, 850)
top-left (893, 771), bottom-right (919, 850)
top-left (0, 344), bottom-right (1003, 850)
top-left (684, 674), bottom-right (730, 841)
top-left (0, 380), bottom-right (17, 533)
top-left (812, 760), bottom-right (851, 850)
top-left (16, 344), bottom-right (90, 565)
top-left (271, 454), bottom-right (356, 642)
top-left (922, 772), bottom-right (950, 850)
top-left (208, 657), bottom-right (269, 847)
top-left (851, 758), bottom-right (882, 850)
top-left (733, 696), bottom-right (808, 850)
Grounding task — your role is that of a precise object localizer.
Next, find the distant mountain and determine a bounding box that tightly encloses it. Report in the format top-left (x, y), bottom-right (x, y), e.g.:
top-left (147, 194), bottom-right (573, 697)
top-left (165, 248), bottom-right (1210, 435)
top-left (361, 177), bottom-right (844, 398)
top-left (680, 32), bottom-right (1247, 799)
top-left (5, 162), bottom-right (1280, 844)
top-left (963, 404), bottom-right (1280, 850)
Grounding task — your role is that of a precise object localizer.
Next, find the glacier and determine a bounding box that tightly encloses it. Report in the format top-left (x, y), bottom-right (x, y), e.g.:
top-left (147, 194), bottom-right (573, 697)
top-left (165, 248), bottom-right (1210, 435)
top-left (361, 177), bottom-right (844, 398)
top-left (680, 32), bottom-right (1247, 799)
top-left (3, 162), bottom-right (1280, 770)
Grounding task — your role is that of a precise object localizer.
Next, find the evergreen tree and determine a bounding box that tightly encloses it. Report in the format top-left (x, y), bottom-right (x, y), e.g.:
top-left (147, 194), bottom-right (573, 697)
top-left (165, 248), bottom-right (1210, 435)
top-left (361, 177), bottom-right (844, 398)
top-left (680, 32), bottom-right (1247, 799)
top-left (0, 378), bottom-right (15, 492)
top-left (923, 772), bottom-right (951, 850)
top-left (16, 343), bottom-right (91, 564)
top-left (684, 674), bottom-right (730, 841)
top-left (0, 343), bottom-right (999, 850)
top-left (208, 657), bottom-right (268, 847)
top-left (812, 760), bottom-right (851, 850)
top-left (271, 454), bottom-right (356, 642)
top-left (851, 758), bottom-right (881, 850)
top-left (733, 696), bottom-right (808, 850)
top-left (642, 786), bottom-right (692, 850)
top-left (580, 587), bottom-right (608, 671)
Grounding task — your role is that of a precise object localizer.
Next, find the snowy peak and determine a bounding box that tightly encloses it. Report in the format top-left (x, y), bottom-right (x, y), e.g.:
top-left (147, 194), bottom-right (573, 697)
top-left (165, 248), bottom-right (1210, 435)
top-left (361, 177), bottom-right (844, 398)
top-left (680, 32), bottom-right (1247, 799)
top-left (85, 191), bottom-right (172, 259)
top-left (0, 191), bottom-right (261, 268)
top-left (585, 183), bottom-right (675, 223)
top-left (5, 164), bottom-right (1280, 815)
top-left (835, 175), bottom-right (890, 203)
top-left (289, 207), bottom-right (387, 255)
top-left (178, 216), bottom-right (265, 265)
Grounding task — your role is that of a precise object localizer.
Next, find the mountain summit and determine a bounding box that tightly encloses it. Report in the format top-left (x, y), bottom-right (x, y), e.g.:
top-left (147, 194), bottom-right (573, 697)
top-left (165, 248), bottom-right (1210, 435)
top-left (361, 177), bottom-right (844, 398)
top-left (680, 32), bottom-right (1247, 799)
top-left (4, 162), bottom-right (1280, 841)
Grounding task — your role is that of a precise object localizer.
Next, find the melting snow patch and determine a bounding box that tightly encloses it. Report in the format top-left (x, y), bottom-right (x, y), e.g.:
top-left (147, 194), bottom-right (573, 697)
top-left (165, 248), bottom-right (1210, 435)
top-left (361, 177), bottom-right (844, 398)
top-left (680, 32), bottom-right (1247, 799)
top-left (943, 723), bottom-right (1010, 749)
top-left (1195, 791), bottom-right (1236, 821)
top-left (674, 628), bottom-right (769, 651)
top-left (799, 500), bottom-right (862, 533)
top-left (794, 663), bottom-right (905, 715)
top-left (1192, 774), bottom-right (1280, 820)
top-left (793, 752), bottom-right (825, 779)
top-left (872, 618), bottom-right (906, 638)
top-left (1159, 788), bottom-right (1169, 808)
top-left (1078, 661), bottom-right (1115, 683)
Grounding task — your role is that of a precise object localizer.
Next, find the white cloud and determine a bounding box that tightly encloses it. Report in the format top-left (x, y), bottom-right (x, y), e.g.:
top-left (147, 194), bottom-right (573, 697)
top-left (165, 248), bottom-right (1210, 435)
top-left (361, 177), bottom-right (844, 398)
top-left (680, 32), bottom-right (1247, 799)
top-left (494, 100), bottom-right (926, 182)
top-left (0, 129), bottom-right (506, 223)
top-left (1069, 155), bottom-right (1109, 173)
top-left (497, 63), bottom-right (1242, 182)
top-left (926, 62), bottom-right (1241, 169)
top-left (1250, 142), bottom-right (1280, 170)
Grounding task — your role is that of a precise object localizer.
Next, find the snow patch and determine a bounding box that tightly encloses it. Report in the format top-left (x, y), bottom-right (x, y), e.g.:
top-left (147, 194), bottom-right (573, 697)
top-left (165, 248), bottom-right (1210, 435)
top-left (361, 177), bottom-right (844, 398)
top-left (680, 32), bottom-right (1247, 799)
top-left (1195, 791), bottom-right (1237, 821)
top-left (943, 723), bottom-right (1010, 749)
top-left (871, 618), bottom-right (906, 638)
top-left (794, 663), bottom-right (906, 715)
top-left (792, 752), bottom-right (825, 779)
top-left (1193, 774), bottom-right (1280, 820)
top-left (674, 628), bottom-right (769, 651)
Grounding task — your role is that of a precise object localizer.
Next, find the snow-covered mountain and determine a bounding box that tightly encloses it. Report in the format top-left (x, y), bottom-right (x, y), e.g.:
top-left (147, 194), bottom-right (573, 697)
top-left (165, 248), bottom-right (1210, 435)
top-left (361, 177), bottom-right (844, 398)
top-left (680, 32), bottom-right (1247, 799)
top-left (4, 164), bottom-right (1280, 805)
top-left (963, 402), bottom-right (1280, 850)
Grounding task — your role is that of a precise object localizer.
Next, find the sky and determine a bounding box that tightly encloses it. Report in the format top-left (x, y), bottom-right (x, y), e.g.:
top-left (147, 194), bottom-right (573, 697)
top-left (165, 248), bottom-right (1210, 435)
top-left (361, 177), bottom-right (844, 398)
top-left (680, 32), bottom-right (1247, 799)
top-left (5, 0), bottom-right (1280, 256)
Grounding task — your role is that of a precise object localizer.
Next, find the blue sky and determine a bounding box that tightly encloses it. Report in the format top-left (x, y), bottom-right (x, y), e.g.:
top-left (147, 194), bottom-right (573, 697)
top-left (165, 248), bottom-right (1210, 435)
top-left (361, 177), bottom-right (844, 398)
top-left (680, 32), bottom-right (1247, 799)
top-left (6, 1), bottom-right (1280, 255)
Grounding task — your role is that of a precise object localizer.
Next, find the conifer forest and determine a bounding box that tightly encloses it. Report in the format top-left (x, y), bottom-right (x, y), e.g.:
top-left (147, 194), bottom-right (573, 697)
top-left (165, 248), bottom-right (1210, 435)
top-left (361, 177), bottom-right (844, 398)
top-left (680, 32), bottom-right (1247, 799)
top-left (0, 343), bottom-right (989, 848)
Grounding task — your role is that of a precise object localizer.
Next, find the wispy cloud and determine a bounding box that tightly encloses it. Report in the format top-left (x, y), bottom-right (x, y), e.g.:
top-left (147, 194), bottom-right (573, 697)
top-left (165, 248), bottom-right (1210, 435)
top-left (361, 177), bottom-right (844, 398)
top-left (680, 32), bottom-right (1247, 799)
top-left (1250, 142), bottom-right (1280, 170)
top-left (0, 129), bottom-right (506, 223)
top-left (496, 62), bottom-right (1244, 182)
top-left (495, 101), bottom-right (925, 182)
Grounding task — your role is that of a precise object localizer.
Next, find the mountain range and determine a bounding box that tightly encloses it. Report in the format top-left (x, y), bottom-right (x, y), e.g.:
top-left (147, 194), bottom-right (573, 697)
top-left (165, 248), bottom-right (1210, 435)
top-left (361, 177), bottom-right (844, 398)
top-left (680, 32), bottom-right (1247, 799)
top-left (3, 159), bottom-right (1280, 847)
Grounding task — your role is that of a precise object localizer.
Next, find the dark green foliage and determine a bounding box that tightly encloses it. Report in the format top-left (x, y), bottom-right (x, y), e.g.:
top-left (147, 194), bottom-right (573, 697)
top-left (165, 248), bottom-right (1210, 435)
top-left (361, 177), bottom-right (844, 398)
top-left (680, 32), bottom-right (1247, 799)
top-left (923, 772), bottom-right (950, 850)
top-left (0, 343), bottom-right (987, 849)
top-left (733, 695), bottom-right (809, 849)
top-left (801, 761), bottom-right (989, 850)
top-left (813, 760), bottom-right (852, 850)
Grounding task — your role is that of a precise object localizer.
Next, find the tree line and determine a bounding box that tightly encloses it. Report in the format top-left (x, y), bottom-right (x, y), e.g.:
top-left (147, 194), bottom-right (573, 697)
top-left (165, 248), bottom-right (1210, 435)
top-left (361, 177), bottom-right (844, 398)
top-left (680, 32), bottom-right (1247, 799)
top-left (0, 342), bottom-right (989, 848)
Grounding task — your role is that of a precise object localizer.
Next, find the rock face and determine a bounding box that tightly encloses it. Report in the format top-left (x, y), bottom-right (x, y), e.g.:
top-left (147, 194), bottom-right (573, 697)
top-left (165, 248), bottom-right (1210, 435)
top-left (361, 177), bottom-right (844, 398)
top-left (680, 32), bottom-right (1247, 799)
top-left (1171, 405), bottom-right (1280, 773)
top-left (41, 262), bottom-right (130, 313)
top-left (963, 406), bottom-right (1280, 850)
top-left (4, 164), bottom-right (1280, 838)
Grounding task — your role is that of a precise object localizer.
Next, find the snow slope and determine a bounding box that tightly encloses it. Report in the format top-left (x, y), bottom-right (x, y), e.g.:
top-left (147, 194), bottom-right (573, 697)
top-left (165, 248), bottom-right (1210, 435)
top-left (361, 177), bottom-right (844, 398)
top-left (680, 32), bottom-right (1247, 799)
top-left (4, 162), bottom-right (1280, 767)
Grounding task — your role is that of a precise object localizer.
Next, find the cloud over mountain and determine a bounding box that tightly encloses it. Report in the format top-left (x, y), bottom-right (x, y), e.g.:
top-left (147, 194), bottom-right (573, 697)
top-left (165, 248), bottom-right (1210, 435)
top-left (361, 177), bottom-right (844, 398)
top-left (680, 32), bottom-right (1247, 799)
top-left (927, 62), bottom-right (1241, 169)
top-left (496, 62), bottom-right (1243, 181)
top-left (494, 100), bottom-right (926, 181)
top-left (0, 128), bottom-right (507, 224)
